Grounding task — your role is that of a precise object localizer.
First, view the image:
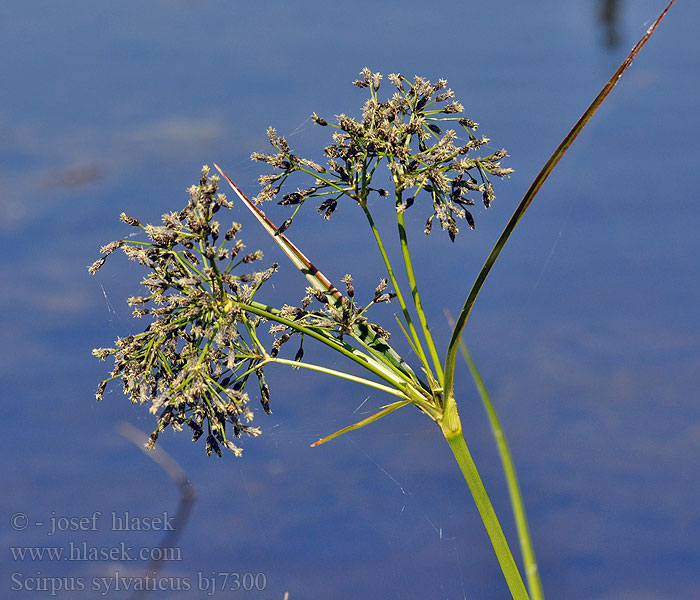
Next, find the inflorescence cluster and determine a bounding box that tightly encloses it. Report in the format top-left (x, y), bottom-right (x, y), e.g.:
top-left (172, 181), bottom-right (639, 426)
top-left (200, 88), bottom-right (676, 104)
top-left (90, 167), bottom-right (396, 457)
top-left (90, 70), bottom-right (511, 458)
top-left (252, 68), bottom-right (513, 240)
top-left (271, 274), bottom-right (396, 349)
top-left (90, 167), bottom-right (277, 456)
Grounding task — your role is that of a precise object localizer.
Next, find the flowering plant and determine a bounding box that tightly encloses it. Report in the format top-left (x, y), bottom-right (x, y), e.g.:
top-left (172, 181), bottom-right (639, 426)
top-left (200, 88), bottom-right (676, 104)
top-left (90, 6), bottom-right (673, 597)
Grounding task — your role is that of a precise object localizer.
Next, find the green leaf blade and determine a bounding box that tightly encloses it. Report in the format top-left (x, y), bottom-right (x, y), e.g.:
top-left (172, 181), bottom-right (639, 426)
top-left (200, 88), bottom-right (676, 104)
top-left (311, 400), bottom-right (411, 447)
top-left (443, 0), bottom-right (676, 400)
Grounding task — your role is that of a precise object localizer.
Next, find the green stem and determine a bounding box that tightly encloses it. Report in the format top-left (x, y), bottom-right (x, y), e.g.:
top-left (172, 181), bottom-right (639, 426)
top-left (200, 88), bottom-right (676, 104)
top-left (440, 402), bottom-right (530, 600)
top-left (271, 357), bottom-right (409, 398)
top-left (350, 326), bottom-right (428, 391)
top-left (395, 195), bottom-right (444, 383)
top-left (361, 205), bottom-right (433, 376)
top-left (238, 300), bottom-right (412, 396)
top-left (458, 340), bottom-right (544, 600)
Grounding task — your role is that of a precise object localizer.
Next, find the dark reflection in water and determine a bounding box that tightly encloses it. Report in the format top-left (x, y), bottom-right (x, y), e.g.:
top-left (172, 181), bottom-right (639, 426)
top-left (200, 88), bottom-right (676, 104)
top-left (598, 0), bottom-right (622, 48)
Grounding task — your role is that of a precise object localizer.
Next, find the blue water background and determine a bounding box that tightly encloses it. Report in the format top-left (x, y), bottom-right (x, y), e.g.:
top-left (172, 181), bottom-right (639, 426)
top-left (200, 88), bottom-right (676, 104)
top-left (2, 1), bottom-right (699, 598)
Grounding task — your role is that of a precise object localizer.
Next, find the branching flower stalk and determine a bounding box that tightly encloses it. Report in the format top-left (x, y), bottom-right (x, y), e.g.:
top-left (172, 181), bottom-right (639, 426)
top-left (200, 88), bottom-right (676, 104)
top-left (90, 167), bottom-right (427, 455)
top-left (242, 71), bottom-right (529, 597)
top-left (251, 70), bottom-right (511, 387)
top-left (91, 6), bottom-right (673, 596)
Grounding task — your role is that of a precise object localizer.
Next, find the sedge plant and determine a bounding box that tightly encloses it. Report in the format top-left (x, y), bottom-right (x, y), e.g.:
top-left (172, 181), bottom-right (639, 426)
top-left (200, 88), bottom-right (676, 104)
top-left (89, 4), bottom-right (674, 598)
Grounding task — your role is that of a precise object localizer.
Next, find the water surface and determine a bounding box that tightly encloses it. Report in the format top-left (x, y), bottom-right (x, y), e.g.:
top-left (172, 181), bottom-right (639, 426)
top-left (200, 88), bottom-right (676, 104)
top-left (2, 1), bottom-right (699, 598)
